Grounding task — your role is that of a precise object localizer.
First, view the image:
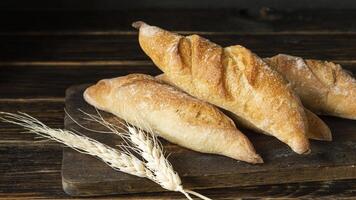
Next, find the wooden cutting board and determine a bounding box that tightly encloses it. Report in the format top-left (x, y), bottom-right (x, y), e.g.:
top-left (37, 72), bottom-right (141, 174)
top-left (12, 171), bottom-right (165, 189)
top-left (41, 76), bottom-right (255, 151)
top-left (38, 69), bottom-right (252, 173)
top-left (62, 84), bottom-right (356, 196)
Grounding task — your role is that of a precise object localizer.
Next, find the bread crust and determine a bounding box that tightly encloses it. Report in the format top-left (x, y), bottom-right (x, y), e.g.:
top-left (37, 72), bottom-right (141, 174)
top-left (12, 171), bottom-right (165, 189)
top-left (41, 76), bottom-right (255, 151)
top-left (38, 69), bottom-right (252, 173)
top-left (133, 21), bottom-right (310, 154)
top-left (84, 74), bottom-right (263, 164)
top-left (157, 74), bottom-right (332, 141)
top-left (265, 54), bottom-right (356, 120)
top-left (305, 109), bottom-right (332, 141)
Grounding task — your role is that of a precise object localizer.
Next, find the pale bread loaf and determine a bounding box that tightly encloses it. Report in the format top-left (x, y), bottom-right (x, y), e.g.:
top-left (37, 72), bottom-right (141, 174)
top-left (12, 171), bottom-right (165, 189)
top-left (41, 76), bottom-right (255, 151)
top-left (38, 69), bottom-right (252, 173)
top-left (84, 74), bottom-right (263, 164)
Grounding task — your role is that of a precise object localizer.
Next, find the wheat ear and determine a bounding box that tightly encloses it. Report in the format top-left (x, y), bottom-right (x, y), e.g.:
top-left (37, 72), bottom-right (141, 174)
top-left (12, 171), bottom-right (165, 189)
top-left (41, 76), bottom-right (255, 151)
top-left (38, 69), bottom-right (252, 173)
top-left (0, 111), bottom-right (211, 200)
top-left (79, 110), bottom-right (212, 200)
top-left (0, 111), bottom-right (153, 179)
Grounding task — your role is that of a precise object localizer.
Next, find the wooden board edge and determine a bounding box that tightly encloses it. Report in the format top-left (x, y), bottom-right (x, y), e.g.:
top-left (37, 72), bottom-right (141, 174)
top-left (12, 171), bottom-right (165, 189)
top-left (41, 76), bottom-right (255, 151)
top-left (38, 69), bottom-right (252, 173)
top-left (62, 155), bottom-right (356, 196)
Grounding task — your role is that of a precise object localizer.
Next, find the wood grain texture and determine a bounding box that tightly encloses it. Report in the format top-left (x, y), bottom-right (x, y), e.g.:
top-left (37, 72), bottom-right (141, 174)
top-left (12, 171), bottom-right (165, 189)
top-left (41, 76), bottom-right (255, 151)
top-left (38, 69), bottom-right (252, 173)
top-left (0, 64), bottom-right (159, 98)
top-left (0, 145), bottom-right (64, 198)
top-left (0, 101), bottom-right (64, 144)
top-left (2, 34), bottom-right (356, 62)
top-left (62, 84), bottom-right (356, 196)
top-left (2, 10), bottom-right (356, 33)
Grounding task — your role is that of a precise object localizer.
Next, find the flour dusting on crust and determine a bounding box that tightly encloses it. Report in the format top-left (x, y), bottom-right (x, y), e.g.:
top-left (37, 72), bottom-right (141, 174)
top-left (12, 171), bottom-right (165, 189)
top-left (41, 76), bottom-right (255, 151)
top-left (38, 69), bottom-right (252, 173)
top-left (295, 57), bottom-right (306, 70)
top-left (141, 25), bottom-right (160, 37)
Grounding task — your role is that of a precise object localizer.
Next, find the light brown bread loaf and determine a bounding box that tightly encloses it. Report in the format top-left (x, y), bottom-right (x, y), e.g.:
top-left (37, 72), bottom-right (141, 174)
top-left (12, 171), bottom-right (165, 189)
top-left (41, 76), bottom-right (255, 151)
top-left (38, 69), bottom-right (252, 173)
top-left (133, 21), bottom-right (310, 154)
top-left (84, 74), bottom-right (263, 164)
top-left (157, 74), bottom-right (332, 141)
top-left (265, 54), bottom-right (356, 120)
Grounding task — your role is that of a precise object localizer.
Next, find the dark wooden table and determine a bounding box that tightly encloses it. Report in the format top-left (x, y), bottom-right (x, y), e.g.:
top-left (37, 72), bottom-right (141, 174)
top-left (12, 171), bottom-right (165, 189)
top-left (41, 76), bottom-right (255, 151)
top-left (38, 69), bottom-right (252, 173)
top-left (0, 9), bottom-right (356, 199)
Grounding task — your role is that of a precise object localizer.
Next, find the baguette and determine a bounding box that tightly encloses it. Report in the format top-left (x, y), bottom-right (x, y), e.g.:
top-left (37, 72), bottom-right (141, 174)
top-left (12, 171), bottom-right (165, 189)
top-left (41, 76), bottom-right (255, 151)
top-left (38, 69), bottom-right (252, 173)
top-left (84, 74), bottom-right (263, 164)
top-left (157, 74), bottom-right (332, 141)
top-left (265, 54), bottom-right (356, 120)
top-left (133, 21), bottom-right (310, 154)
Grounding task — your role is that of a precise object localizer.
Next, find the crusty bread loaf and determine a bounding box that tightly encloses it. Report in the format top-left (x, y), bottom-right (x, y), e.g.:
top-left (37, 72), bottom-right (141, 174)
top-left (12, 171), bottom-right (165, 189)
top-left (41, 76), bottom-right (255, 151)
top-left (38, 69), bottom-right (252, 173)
top-left (265, 54), bottom-right (356, 120)
top-left (133, 21), bottom-right (310, 154)
top-left (157, 74), bottom-right (332, 141)
top-left (84, 74), bottom-right (263, 164)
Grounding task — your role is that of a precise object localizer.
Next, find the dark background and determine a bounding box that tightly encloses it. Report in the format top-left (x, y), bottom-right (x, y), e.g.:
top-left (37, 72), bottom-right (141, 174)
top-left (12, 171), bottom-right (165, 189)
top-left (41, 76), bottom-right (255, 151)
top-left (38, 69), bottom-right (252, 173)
top-left (1, 0), bottom-right (356, 10)
top-left (1, 0), bottom-right (356, 33)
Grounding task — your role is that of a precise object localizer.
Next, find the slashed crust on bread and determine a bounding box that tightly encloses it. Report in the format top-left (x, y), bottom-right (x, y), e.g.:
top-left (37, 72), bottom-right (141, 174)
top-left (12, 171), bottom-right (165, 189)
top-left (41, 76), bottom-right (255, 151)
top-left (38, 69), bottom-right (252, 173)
top-left (133, 21), bottom-right (310, 154)
top-left (265, 54), bottom-right (356, 120)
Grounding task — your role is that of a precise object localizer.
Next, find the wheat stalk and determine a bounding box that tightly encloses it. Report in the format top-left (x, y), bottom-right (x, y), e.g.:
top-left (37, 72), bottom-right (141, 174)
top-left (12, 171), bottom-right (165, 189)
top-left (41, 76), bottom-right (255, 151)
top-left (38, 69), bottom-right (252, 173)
top-left (0, 111), bottom-right (153, 179)
top-left (127, 126), bottom-right (212, 200)
top-left (78, 109), bottom-right (211, 200)
top-left (78, 110), bottom-right (182, 190)
top-left (0, 111), bottom-right (211, 200)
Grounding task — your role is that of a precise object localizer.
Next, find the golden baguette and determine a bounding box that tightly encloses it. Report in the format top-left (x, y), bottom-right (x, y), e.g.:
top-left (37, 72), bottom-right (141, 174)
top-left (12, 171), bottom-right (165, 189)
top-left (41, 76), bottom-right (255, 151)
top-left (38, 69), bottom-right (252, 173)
top-left (265, 54), bottom-right (356, 120)
top-left (84, 74), bottom-right (263, 164)
top-left (157, 74), bottom-right (332, 141)
top-left (133, 21), bottom-right (310, 154)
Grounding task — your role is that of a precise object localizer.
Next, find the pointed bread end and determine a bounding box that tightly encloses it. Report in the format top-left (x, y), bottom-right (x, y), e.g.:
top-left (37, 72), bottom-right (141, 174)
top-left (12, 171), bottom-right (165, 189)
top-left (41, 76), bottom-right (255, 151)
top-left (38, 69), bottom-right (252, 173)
top-left (132, 21), bottom-right (147, 29)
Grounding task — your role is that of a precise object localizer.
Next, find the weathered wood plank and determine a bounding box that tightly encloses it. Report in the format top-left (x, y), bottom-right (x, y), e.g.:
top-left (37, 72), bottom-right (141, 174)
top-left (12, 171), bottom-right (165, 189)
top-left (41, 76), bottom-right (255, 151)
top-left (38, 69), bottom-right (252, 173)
top-left (0, 145), bottom-right (63, 197)
top-left (2, 34), bottom-right (356, 62)
top-left (0, 64), bottom-right (159, 99)
top-left (0, 101), bottom-right (64, 144)
top-left (1, 174), bottom-right (356, 199)
top-left (2, 10), bottom-right (356, 33)
top-left (0, 63), bottom-right (354, 99)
